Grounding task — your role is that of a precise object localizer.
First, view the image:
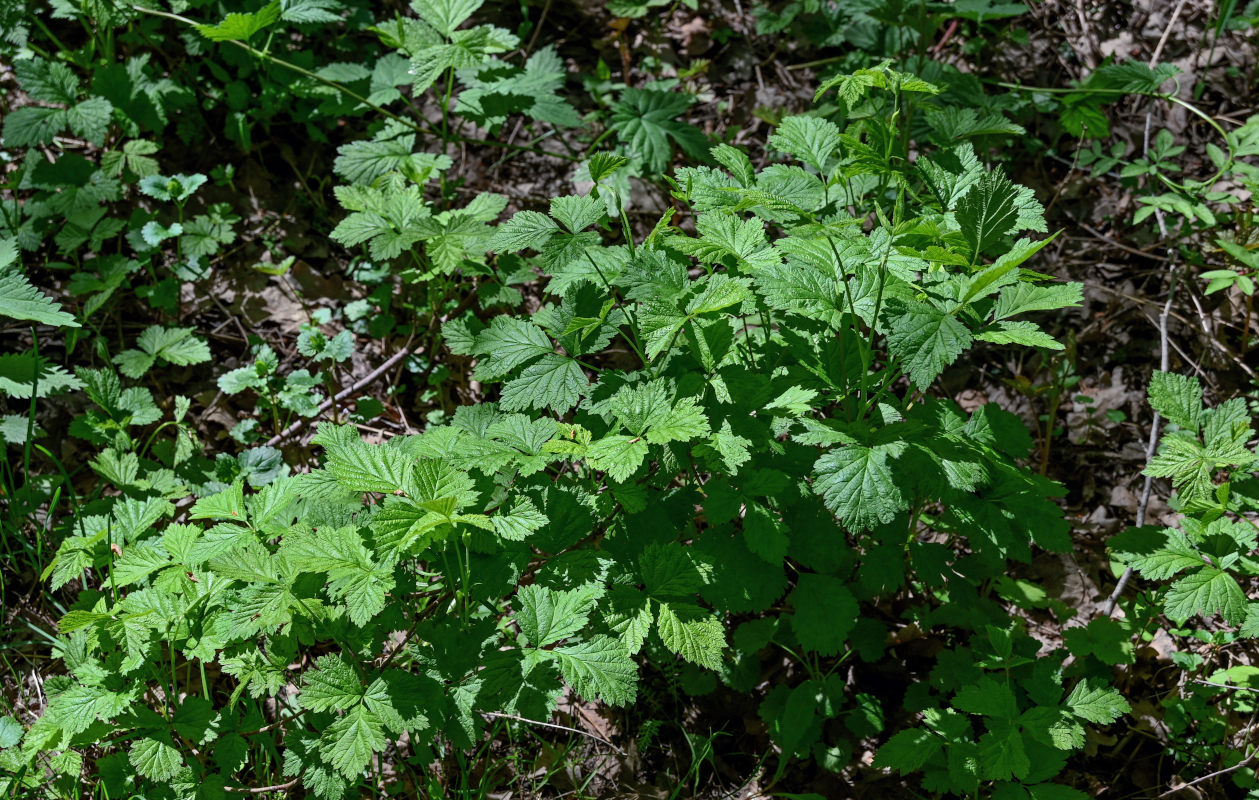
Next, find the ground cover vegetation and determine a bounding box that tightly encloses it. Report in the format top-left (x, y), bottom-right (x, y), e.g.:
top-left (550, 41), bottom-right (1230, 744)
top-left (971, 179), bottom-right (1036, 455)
top-left (1, 0), bottom-right (1259, 797)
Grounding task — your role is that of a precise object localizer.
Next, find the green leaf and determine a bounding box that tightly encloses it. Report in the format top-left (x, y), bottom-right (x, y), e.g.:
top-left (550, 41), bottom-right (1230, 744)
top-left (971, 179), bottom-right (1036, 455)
top-left (953, 676), bottom-right (1018, 718)
top-left (871, 728), bottom-right (943, 772)
top-left (2, 106), bottom-right (66, 147)
top-left (196, 1), bottom-right (282, 40)
top-left (550, 635), bottom-right (638, 706)
top-left (1164, 566), bottom-right (1247, 625)
top-left (883, 299), bottom-right (972, 391)
top-left (992, 282), bottom-right (1083, 321)
top-left (0, 246), bottom-right (79, 327)
top-left (499, 354), bottom-right (588, 413)
top-left (586, 152), bottom-right (628, 183)
top-left (769, 115), bottom-right (842, 175)
top-left (1148, 371), bottom-right (1201, 432)
top-left (585, 434), bottom-right (648, 482)
top-left (189, 481), bottom-right (246, 521)
top-left (790, 573), bottom-right (857, 656)
top-left (285, 526), bottom-right (394, 625)
top-left (490, 210), bottom-right (560, 252)
top-left (411, 0), bottom-right (482, 37)
top-left (1064, 679), bottom-right (1131, 724)
top-left (130, 735), bottom-right (183, 781)
top-left (492, 496), bottom-right (548, 540)
top-left (320, 704), bottom-right (386, 778)
top-left (114, 325), bottom-right (211, 378)
top-left (975, 320), bottom-right (1063, 350)
top-left (955, 169), bottom-right (1045, 257)
top-left (812, 442), bottom-right (906, 532)
top-left (471, 317), bottom-right (553, 379)
top-left (300, 655), bottom-right (363, 712)
top-left (549, 194), bottom-right (603, 234)
top-left (656, 602), bottom-right (724, 669)
top-left (978, 719), bottom-right (1030, 780)
top-left (516, 583), bottom-right (602, 647)
top-left (609, 87), bottom-right (709, 174)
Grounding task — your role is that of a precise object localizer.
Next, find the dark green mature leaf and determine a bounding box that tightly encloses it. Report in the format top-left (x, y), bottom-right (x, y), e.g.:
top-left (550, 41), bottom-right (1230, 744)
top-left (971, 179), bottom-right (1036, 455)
top-left (609, 87), bottom-right (709, 174)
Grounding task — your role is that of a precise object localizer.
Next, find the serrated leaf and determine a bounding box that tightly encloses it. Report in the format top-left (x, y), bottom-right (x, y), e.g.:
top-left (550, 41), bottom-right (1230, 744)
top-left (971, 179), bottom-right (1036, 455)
top-left (656, 602), bottom-right (724, 669)
top-left (882, 299), bottom-right (971, 390)
top-left (130, 736), bottom-right (183, 781)
top-left (550, 635), bottom-right (637, 706)
top-left (812, 442), bottom-right (907, 532)
top-left (1148, 371), bottom-right (1201, 432)
top-left (1164, 566), bottom-right (1247, 625)
top-left (769, 115), bottom-right (842, 174)
top-left (516, 583), bottom-right (602, 647)
top-left (196, 1), bottom-right (282, 40)
top-left (1064, 679), bottom-right (1131, 724)
top-left (0, 256), bottom-right (79, 327)
top-left (320, 704), bottom-right (385, 778)
top-left (490, 210), bottom-right (559, 252)
top-left (790, 573), bottom-right (857, 655)
top-left (499, 354), bottom-right (587, 413)
top-left (301, 655), bottom-right (363, 712)
top-left (871, 728), bottom-right (943, 772)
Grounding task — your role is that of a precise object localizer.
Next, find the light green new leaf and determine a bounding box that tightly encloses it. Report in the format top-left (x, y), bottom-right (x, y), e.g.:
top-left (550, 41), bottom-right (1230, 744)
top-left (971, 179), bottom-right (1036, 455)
top-left (196, 1), bottom-right (282, 40)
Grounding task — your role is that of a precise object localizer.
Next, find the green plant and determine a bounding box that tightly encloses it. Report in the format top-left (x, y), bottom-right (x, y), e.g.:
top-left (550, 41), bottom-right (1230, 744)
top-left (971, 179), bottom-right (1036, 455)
top-left (0, 60), bottom-right (1124, 797)
top-left (1106, 371), bottom-right (1259, 792)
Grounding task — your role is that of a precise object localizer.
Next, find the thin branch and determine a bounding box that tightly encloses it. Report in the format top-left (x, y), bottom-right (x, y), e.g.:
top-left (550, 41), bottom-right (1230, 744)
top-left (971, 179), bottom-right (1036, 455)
top-left (223, 777), bottom-right (300, 794)
top-left (264, 342), bottom-right (420, 448)
top-left (483, 711), bottom-right (626, 755)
